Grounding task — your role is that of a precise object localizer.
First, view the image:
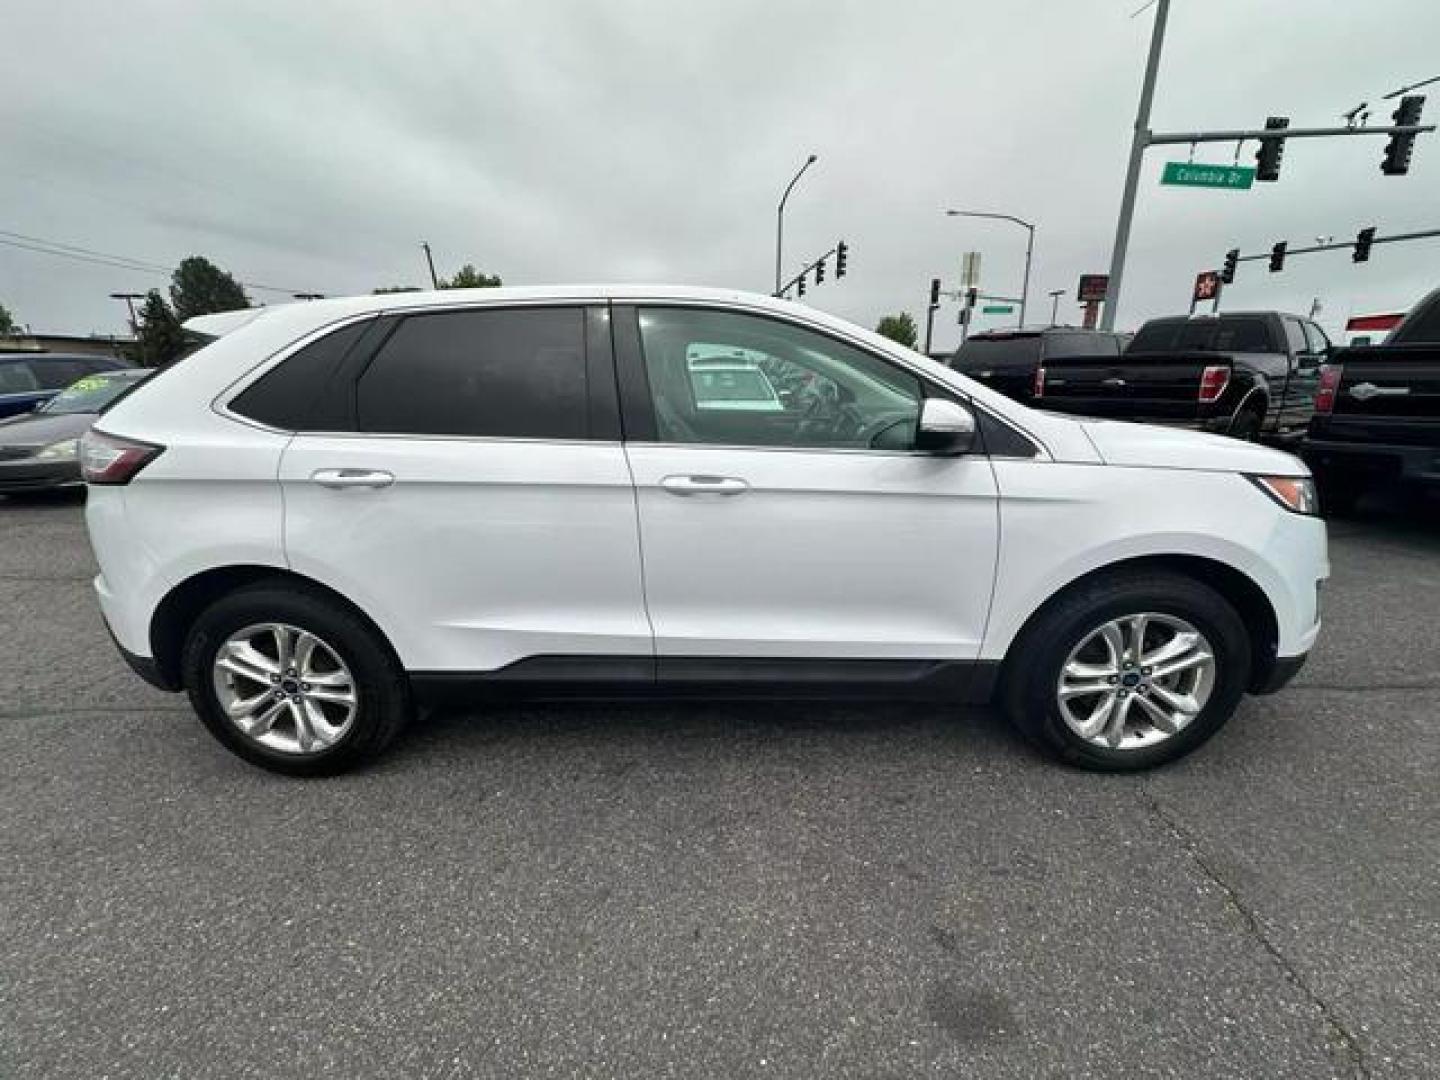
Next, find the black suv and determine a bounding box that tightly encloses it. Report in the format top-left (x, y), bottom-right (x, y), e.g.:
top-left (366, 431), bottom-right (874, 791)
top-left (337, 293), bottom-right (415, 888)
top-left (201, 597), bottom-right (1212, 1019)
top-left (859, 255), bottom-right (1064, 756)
top-left (948, 328), bottom-right (1129, 406)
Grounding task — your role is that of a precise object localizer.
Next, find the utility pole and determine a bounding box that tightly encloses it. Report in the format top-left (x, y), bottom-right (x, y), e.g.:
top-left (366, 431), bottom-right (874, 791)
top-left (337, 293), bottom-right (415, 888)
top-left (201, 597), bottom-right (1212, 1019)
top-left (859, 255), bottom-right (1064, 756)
top-left (421, 241), bottom-right (440, 289)
top-left (108, 292), bottom-right (144, 335)
top-left (1048, 288), bottom-right (1065, 325)
top-left (775, 154), bottom-right (818, 295)
top-left (1100, 0), bottom-right (1170, 330)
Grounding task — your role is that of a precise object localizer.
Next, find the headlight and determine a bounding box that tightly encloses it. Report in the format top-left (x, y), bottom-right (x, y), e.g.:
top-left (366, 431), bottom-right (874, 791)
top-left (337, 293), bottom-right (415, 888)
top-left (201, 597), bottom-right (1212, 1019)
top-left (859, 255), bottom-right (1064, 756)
top-left (1248, 474), bottom-right (1319, 516)
top-left (36, 438), bottom-right (80, 462)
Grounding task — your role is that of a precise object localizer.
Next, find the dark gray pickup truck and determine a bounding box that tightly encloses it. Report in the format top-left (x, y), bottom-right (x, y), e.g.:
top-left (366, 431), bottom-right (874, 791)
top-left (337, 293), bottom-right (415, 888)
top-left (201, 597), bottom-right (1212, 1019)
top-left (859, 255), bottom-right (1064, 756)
top-left (1035, 312), bottom-right (1328, 441)
top-left (1303, 287), bottom-right (1440, 511)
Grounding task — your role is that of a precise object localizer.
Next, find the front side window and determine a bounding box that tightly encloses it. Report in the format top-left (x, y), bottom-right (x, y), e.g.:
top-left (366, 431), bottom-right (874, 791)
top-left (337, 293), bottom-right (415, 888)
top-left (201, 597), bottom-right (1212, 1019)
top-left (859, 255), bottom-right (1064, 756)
top-left (357, 307), bottom-right (587, 439)
top-left (636, 307), bottom-right (922, 450)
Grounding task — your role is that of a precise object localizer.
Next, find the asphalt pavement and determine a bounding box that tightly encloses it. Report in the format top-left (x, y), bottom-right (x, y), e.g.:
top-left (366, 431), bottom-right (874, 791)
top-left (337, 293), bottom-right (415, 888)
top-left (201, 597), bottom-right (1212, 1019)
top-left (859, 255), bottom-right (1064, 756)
top-left (1, 489), bottom-right (1436, 1079)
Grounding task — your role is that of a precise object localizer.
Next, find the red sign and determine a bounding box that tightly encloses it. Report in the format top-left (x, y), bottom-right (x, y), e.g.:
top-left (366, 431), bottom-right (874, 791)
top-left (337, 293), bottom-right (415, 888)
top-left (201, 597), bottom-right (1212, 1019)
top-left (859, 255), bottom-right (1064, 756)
top-left (1077, 274), bottom-right (1109, 303)
top-left (1193, 270), bottom-right (1221, 303)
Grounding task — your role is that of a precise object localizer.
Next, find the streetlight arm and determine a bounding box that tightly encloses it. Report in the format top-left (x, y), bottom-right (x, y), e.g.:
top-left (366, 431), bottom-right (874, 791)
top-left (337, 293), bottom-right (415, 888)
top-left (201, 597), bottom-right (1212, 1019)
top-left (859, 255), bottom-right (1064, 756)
top-left (946, 209), bottom-right (1033, 232)
top-left (779, 155), bottom-right (818, 213)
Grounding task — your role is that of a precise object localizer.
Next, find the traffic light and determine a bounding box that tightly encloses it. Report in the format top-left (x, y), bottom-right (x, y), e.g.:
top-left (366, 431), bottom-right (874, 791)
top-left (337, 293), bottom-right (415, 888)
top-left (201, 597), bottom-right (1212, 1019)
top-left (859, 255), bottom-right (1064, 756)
top-left (929, 278), bottom-right (941, 307)
top-left (835, 241), bottom-right (848, 278)
top-left (1269, 241), bottom-right (1287, 273)
top-left (796, 272), bottom-right (806, 297)
top-left (1382, 95), bottom-right (1425, 175)
top-left (815, 258), bottom-right (826, 284)
top-left (1221, 248), bottom-right (1239, 284)
top-left (1255, 116), bottom-right (1289, 182)
top-left (1353, 226), bottom-right (1376, 263)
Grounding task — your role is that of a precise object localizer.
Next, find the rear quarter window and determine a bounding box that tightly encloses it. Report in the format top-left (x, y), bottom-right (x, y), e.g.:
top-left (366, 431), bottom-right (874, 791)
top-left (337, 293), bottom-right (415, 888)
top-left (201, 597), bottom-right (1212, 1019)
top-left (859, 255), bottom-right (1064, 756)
top-left (228, 320), bottom-right (375, 431)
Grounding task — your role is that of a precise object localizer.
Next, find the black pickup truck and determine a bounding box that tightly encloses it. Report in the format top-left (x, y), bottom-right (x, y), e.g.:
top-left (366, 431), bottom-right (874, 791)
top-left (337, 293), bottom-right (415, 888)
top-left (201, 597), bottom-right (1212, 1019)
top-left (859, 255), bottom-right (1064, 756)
top-left (1035, 312), bottom-right (1328, 441)
top-left (1303, 287), bottom-right (1440, 510)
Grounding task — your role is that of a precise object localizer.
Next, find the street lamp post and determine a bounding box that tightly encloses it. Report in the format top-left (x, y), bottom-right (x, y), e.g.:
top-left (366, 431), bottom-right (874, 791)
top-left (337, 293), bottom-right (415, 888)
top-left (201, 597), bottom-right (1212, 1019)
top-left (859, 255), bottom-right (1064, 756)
top-left (1048, 288), bottom-right (1066, 325)
top-left (945, 209), bottom-right (1035, 326)
top-left (775, 154), bottom-right (818, 295)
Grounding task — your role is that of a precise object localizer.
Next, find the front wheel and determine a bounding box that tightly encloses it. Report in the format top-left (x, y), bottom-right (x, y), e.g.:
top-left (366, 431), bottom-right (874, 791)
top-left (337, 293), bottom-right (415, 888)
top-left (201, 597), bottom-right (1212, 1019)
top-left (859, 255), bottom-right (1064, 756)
top-left (1002, 571), bottom-right (1251, 771)
top-left (181, 582), bottom-right (412, 775)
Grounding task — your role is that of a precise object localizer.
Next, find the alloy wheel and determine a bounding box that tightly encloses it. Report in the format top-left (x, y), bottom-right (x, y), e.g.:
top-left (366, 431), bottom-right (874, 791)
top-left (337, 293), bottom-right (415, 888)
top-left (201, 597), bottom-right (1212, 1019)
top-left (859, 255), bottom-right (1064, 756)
top-left (211, 622), bottom-right (358, 755)
top-left (1056, 613), bottom-right (1216, 750)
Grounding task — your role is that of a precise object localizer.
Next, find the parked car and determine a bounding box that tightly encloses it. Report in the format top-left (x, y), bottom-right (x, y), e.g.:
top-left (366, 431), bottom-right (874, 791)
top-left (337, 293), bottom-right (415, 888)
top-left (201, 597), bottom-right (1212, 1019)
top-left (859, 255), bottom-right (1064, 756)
top-left (949, 327), bottom-right (1129, 406)
top-left (0, 353), bottom-right (130, 418)
top-left (83, 287), bottom-right (1326, 776)
top-left (1303, 287), bottom-right (1440, 512)
top-left (0, 368), bottom-right (153, 494)
top-left (1035, 312), bottom-right (1328, 441)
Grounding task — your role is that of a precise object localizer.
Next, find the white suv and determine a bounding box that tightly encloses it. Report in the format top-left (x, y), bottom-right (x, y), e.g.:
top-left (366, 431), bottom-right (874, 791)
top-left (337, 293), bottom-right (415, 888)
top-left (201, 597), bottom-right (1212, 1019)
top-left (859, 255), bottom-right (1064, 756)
top-left (82, 287), bottom-right (1327, 775)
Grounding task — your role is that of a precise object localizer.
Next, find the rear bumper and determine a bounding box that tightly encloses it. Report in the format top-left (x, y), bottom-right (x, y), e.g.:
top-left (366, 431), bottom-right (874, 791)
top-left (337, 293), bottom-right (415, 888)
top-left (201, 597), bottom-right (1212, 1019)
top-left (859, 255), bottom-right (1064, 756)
top-left (1302, 436), bottom-right (1440, 487)
top-left (101, 613), bottom-right (179, 692)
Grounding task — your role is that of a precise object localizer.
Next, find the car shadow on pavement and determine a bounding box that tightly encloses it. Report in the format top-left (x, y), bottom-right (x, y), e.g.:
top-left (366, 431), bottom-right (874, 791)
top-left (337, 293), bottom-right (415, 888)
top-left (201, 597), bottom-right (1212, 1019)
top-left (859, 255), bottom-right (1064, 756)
top-left (0, 487), bottom-right (87, 510)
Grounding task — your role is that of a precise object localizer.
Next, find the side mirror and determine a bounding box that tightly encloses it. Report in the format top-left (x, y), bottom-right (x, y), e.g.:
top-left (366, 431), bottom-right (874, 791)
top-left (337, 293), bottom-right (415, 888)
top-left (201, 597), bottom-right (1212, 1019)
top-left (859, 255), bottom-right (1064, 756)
top-left (915, 398), bottom-right (977, 455)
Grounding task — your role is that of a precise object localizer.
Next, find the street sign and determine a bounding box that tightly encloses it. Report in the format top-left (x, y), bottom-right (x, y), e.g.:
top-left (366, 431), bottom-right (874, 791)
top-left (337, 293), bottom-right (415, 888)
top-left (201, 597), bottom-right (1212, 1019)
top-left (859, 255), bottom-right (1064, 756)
top-left (982, 305), bottom-right (1013, 314)
top-left (1193, 270), bottom-right (1221, 303)
top-left (1161, 162), bottom-right (1256, 189)
top-left (960, 251), bottom-right (982, 288)
top-left (1077, 274), bottom-right (1109, 302)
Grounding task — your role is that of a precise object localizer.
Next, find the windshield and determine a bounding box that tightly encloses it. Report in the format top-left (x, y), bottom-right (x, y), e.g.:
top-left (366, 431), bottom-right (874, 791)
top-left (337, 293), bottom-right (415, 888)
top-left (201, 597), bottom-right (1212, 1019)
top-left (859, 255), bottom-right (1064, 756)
top-left (40, 372), bottom-right (145, 415)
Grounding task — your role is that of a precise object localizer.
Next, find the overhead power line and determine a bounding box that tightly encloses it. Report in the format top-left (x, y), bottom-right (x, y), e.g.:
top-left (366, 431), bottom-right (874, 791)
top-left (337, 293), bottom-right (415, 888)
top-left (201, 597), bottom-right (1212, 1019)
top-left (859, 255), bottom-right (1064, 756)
top-left (0, 227), bottom-right (322, 296)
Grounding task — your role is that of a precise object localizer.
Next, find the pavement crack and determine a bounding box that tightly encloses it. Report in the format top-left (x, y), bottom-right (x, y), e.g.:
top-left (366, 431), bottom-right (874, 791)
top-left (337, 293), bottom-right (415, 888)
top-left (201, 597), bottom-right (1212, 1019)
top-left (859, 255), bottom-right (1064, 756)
top-left (1139, 787), bottom-right (1371, 1080)
top-left (1288, 682), bottom-right (1440, 692)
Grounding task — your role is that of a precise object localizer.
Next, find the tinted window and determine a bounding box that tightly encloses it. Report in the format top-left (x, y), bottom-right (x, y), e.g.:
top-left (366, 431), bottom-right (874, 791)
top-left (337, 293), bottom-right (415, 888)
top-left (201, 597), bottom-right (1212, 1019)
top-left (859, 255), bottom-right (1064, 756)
top-left (1393, 294), bottom-right (1440, 344)
top-left (952, 335), bottom-right (1041, 371)
top-left (0, 361), bottom-right (40, 394)
top-left (637, 307), bottom-right (921, 450)
top-left (230, 320), bottom-right (373, 431)
top-left (1130, 317), bottom-right (1274, 353)
top-left (357, 307), bottom-right (587, 439)
top-left (1046, 332), bottom-right (1119, 359)
top-left (33, 359), bottom-right (93, 389)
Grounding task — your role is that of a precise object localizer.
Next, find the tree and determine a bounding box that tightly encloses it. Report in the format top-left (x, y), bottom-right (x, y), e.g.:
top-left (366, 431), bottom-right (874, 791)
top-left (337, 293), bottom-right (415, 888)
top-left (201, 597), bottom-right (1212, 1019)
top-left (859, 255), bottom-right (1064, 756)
top-left (0, 301), bottom-right (17, 337)
top-left (442, 264), bottom-right (502, 289)
top-left (170, 256), bottom-right (251, 322)
top-left (875, 312), bottom-right (919, 349)
top-left (127, 290), bottom-right (187, 367)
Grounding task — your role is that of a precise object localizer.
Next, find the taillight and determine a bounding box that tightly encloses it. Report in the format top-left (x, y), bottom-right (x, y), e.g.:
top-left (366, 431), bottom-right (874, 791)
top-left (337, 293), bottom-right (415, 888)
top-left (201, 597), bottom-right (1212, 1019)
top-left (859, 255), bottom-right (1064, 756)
top-left (80, 430), bottom-right (164, 485)
top-left (1198, 364), bottom-right (1231, 404)
top-left (1033, 366), bottom-right (1046, 399)
top-left (1314, 363), bottom-right (1344, 414)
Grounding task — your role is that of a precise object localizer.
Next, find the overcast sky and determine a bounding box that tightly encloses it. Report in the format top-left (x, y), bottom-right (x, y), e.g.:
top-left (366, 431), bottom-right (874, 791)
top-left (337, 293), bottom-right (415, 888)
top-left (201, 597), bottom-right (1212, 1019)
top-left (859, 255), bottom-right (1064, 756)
top-left (2, 0), bottom-right (1436, 347)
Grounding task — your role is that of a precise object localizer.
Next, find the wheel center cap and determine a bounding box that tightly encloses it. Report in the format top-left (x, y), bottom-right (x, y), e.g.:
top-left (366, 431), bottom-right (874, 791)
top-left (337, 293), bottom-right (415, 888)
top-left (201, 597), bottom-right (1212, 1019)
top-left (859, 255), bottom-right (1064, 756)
top-left (1121, 671), bottom-right (1142, 688)
top-left (281, 678), bottom-right (301, 695)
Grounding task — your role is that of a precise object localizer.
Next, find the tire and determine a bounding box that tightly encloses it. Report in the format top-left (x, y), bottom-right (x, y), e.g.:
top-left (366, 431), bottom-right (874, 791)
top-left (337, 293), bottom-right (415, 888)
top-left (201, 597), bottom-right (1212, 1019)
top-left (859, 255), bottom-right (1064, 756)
top-left (1002, 570), bottom-right (1251, 771)
top-left (181, 581), bottom-right (412, 776)
top-left (1228, 406), bottom-right (1263, 441)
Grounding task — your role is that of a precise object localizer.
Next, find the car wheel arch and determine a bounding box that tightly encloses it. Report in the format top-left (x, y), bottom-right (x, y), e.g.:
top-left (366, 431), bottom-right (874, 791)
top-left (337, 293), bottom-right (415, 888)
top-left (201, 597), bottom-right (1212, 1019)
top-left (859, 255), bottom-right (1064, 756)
top-left (149, 564), bottom-right (404, 691)
top-left (994, 553), bottom-right (1280, 696)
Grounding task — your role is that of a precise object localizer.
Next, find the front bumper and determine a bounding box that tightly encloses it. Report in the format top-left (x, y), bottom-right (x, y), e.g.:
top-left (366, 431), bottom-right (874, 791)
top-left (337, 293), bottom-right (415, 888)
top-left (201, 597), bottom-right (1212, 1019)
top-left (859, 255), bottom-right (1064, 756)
top-left (0, 459), bottom-right (80, 492)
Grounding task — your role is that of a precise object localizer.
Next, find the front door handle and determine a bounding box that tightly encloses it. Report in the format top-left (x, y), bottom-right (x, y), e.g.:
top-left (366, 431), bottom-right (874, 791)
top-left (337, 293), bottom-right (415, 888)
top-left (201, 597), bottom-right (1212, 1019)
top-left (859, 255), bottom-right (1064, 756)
top-left (659, 474), bottom-right (749, 497)
top-left (311, 468), bottom-right (395, 489)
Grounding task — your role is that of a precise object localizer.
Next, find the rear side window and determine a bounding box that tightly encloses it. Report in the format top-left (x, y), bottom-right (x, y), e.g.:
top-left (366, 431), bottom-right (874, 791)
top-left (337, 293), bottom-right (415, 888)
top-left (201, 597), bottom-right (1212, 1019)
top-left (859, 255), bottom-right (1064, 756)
top-left (230, 320), bottom-right (373, 431)
top-left (1303, 321), bottom-right (1330, 354)
top-left (1282, 319), bottom-right (1308, 355)
top-left (356, 307), bottom-right (588, 439)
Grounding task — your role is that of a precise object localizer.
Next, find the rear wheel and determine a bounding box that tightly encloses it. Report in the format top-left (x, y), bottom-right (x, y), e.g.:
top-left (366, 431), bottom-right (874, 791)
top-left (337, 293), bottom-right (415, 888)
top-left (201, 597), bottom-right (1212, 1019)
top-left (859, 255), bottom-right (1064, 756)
top-left (181, 582), bottom-right (412, 775)
top-left (1002, 571), bottom-right (1251, 771)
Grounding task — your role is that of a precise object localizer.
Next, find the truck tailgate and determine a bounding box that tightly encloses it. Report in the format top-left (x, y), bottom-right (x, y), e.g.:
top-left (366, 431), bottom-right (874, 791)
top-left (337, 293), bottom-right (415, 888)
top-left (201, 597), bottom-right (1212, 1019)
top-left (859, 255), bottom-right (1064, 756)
top-left (1039, 351), bottom-right (1223, 420)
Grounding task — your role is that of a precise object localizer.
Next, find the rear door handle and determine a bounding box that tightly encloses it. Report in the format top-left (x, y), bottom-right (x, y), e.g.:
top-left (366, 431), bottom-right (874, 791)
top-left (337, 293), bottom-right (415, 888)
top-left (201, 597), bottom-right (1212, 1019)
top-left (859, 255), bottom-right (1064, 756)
top-left (659, 474), bottom-right (749, 497)
top-left (311, 468), bottom-right (395, 489)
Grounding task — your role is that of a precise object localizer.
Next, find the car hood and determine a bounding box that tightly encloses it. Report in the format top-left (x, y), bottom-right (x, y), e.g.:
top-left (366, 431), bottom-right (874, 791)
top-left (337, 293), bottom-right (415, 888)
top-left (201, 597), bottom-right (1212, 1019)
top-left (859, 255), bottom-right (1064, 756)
top-left (1080, 418), bottom-right (1308, 476)
top-left (0, 410), bottom-right (95, 448)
